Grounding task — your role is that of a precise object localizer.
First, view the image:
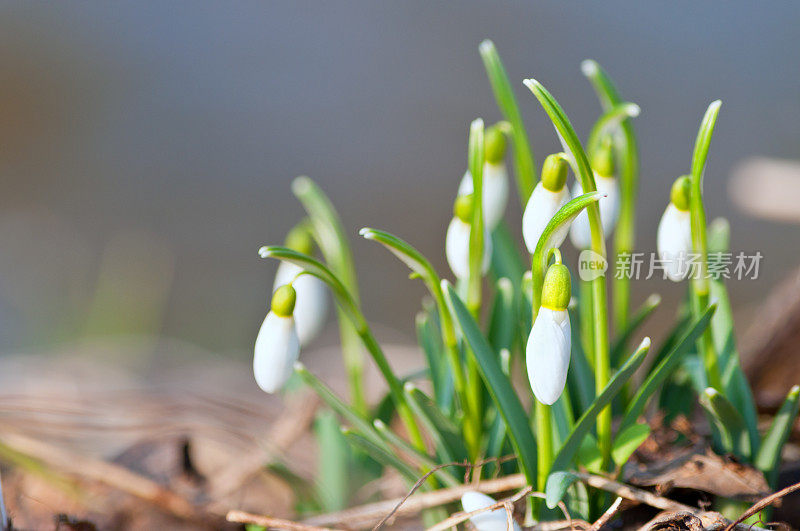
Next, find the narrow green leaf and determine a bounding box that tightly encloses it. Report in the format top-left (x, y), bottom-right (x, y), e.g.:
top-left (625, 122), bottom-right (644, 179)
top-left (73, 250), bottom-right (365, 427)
top-left (691, 101), bottom-right (722, 179)
top-left (314, 410), bottom-right (350, 511)
top-left (586, 102), bottom-right (640, 157)
top-left (619, 304), bottom-right (716, 432)
top-left (295, 363), bottom-right (384, 447)
top-left (610, 294), bottom-right (661, 366)
top-left (341, 429), bottom-right (420, 485)
top-left (292, 176), bottom-right (359, 298)
top-left (581, 59), bottom-right (623, 111)
top-left (467, 118), bottom-right (485, 314)
top-left (612, 423), bottom-right (650, 468)
top-left (567, 307), bottom-right (595, 413)
top-left (445, 282), bottom-right (538, 486)
top-left (416, 308), bottom-right (452, 412)
top-left (488, 277), bottom-right (516, 354)
top-left (576, 435), bottom-right (603, 474)
top-left (551, 337), bottom-right (651, 473)
top-left (479, 39), bottom-right (535, 202)
top-left (699, 387), bottom-right (751, 460)
top-left (404, 383), bottom-right (468, 463)
top-left (755, 385), bottom-right (800, 487)
top-left (545, 471), bottom-right (579, 509)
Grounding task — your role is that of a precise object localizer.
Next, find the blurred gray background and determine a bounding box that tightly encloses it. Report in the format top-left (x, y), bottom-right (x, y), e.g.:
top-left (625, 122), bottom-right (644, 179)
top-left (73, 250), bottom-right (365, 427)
top-left (0, 1), bottom-right (798, 357)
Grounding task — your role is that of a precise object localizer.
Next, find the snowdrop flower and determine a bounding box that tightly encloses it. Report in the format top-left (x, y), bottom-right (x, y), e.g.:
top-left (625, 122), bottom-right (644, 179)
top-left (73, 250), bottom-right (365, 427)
top-left (522, 153), bottom-right (570, 253)
top-left (273, 226), bottom-right (328, 345)
top-left (569, 141), bottom-right (619, 249)
top-left (446, 193), bottom-right (492, 280)
top-left (527, 258), bottom-right (572, 405)
top-left (254, 284), bottom-right (300, 393)
top-left (460, 491), bottom-right (522, 531)
top-left (657, 175), bottom-right (693, 282)
top-left (458, 126), bottom-right (509, 230)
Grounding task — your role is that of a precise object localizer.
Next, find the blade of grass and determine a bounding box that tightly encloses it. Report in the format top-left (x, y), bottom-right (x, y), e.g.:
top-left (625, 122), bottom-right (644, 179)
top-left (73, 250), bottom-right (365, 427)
top-left (755, 385), bottom-right (800, 487)
top-left (699, 387), bottom-right (751, 461)
top-left (610, 294), bottom-right (661, 367)
top-left (404, 383), bottom-right (469, 463)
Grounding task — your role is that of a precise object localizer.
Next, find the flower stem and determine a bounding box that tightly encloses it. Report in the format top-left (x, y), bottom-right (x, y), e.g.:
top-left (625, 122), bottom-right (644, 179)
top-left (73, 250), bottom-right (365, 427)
top-left (535, 399), bottom-right (553, 492)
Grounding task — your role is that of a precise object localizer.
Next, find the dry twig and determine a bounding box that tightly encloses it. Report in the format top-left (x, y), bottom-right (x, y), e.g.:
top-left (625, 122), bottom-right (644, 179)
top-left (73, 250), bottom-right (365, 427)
top-left (723, 480), bottom-right (800, 531)
top-left (587, 497), bottom-right (622, 531)
top-left (425, 486), bottom-right (532, 531)
top-left (227, 510), bottom-right (339, 531)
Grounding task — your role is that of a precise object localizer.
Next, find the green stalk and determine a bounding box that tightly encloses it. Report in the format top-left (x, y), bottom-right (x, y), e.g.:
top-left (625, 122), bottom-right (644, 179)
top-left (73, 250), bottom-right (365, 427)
top-left (525, 79), bottom-right (612, 469)
top-left (535, 400), bottom-right (553, 492)
top-left (688, 101), bottom-right (722, 390)
top-left (579, 278), bottom-right (595, 366)
top-left (465, 118), bottom-right (486, 459)
top-left (581, 61), bottom-right (640, 333)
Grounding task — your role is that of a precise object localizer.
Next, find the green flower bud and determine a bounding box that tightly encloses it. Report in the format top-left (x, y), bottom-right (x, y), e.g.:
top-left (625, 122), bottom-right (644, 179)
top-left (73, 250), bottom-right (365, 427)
top-left (541, 153), bottom-right (569, 192)
top-left (453, 194), bottom-right (474, 223)
top-left (541, 263), bottom-right (571, 311)
top-left (484, 126), bottom-right (507, 164)
top-left (271, 284), bottom-right (297, 317)
top-left (591, 138), bottom-right (615, 177)
top-left (670, 175), bottom-right (692, 211)
top-left (284, 225), bottom-right (313, 255)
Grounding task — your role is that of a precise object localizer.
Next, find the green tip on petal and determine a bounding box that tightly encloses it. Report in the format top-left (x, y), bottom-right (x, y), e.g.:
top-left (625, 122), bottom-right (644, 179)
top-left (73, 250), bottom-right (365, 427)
top-left (271, 284), bottom-right (297, 317)
top-left (541, 263), bottom-right (571, 311)
top-left (591, 137), bottom-right (615, 177)
top-left (284, 224), bottom-right (313, 255)
top-left (453, 193), bottom-right (475, 223)
top-left (484, 125), bottom-right (507, 163)
top-left (670, 175), bottom-right (692, 211)
top-left (541, 153), bottom-right (569, 192)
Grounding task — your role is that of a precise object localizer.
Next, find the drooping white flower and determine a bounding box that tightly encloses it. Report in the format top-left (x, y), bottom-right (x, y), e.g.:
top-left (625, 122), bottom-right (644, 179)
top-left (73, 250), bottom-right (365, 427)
top-left (568, 172), bottom-right (619, 249)
top-left (445, 216), bottom-right (492, 280)
top-left (526, 261), bottom-right (572, 405)
top-left (522, 153), bottom-right (570, 253)
top-left (457, 125), bottom-right (509, 230)
top-left (446, 193), bottom-right (492, 280)
top-left (273, 262), bottom-right (327, 345)
top-left (657, 176), bottom-right (693, 282)
top-left (254, 284), bottom-right (300, 393)
top-left (458, 163), bottom-right (509, 231)
top-left (460, 491), bottom-right (522, 531)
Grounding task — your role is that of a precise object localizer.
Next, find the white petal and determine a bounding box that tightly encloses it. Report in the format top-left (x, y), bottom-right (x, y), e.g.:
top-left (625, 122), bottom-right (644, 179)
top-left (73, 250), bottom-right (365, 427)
top-left (461, 491), bottom-right (522, 531)
top-left (522, 182), bottom-right (570, 253)
top-left (254, 312), bottom-right (300, 393)
top-left (526, 308), bottom-right (571, 405)
top-left (458, 163), bottom-right (509, 230)
top-left (446, 218), bottom-right (492, 280)
top-left (274, 262), bottom-right (328, 346)
top-left (569, 173), bottom-right (619, 249)
top-left (657, 203), bottom-right (693, 282)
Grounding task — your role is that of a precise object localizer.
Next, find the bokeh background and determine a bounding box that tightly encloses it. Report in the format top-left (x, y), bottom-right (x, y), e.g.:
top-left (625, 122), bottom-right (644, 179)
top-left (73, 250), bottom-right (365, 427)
top-left (1, 1), bottom-right (798, 361)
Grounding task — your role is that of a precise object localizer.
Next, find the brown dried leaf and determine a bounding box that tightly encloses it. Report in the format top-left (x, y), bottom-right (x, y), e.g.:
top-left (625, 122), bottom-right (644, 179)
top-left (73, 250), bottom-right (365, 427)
top-left (626, 448), bottom-right (769, 500)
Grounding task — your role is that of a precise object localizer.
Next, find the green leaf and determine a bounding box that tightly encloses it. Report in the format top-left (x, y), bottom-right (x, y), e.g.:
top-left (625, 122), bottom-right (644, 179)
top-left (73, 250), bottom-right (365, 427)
top-left (445, 282), bottom-right (538, 486)
top-left (581, 59), bottom-right (624, 111)
top-left (551, 337), bottom-right (651, 474)
top-left (341, 429), bottom-right (420, 485)
top-left (755, 385), bottom-right (800, 487)
top-left (707, 218), bottom-right (760, 457)
top-left (586, 102), bottom-right (640, 157)
top-left (416, 308), bottom-right (452, 412)
top-left (618, 304), bottom-right (716, 432)
top-left (612, 423), bottom-right (650, 468)
top-left (691, 100), bottom-right (722, 179)
top-left (610, 294), bottom-right (661, 366)
top-left (567, 307), bottom-right (595, 413)
top-left (404, 383), bottom-right (468, 463)
top-left (545, 471), bottom-right (579, 509)
top-left (479, 39), bottom-right (535, 202)
top-left (314, 409), bottom-right (350, 511)
top-left (292, 176), bottom-right (359, 298)
top-left (699, 387), bottom-right (751, 460)
top-left (576, 435), bottom-right (603, 474)
top-left (295, 363), bottom-right (384, 447)
top-left (488, 277), bottom-right (516, 354)
top-left (467, 118), bottom-right (485, 313)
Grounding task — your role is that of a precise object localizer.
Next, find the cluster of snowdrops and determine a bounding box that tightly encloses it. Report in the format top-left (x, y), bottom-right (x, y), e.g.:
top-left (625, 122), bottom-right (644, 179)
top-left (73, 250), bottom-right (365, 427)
top-left (251, 41), bottom-right (800, 526)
